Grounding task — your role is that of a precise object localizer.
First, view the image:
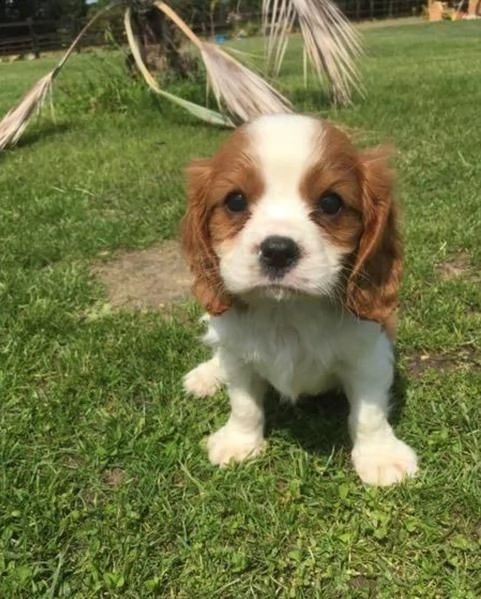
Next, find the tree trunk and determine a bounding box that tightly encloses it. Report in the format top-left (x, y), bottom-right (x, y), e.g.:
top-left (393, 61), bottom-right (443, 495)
top-left (129, 7), bottom-right (195, 79)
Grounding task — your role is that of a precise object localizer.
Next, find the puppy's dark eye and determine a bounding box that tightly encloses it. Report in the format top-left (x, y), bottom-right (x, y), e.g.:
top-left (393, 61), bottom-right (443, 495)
top-left (317, 192), bottom-right (343, 216)
top-left (224, 191), bottom-right (247, 213)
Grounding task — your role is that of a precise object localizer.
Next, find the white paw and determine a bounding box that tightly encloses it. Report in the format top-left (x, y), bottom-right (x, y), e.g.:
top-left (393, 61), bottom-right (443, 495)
top-left (207, 426), bottom-right (265, 466)
top-left (183, 360), bottom-right (222, 398)
top-left (352, 436), bottom-right (418, 486)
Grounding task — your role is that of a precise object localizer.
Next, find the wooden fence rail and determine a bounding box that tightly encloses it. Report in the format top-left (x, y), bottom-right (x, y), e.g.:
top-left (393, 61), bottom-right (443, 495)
top-left (0, 2), bottom-right (424, 59)
top-left (0, 17), bottom-right (125, 58)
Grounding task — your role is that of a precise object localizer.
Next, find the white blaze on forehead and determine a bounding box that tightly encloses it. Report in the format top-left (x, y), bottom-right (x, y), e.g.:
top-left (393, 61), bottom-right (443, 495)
top-left (247, 114), bottom-right (323, 195)
top-left (244, 114), bottom-right (324, 226)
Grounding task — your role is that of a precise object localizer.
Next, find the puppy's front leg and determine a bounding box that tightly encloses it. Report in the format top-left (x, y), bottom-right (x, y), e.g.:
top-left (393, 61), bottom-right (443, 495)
top-left (342, 347), bottom-right (418, 486)
top-left (183, 351), bottom-right (224, 398)
top-left (207, 361), bottom-right (266, 467)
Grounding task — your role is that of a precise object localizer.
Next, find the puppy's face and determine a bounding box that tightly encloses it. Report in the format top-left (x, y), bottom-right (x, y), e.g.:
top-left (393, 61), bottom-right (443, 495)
top-left (182, 115), bottom-right (401, 324)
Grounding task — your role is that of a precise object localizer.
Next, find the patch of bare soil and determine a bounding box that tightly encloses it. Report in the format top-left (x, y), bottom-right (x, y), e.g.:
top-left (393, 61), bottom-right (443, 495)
top-left (92, 240), bottom-right (192, 310)
top-left (102, 468), bottom-right (125, 489)
top-left (435, 251), bottom-right (475, 282)
top-left (406, 346), bottom-right (481, 378)
top-left (348, 576), bottom-right (377, 593)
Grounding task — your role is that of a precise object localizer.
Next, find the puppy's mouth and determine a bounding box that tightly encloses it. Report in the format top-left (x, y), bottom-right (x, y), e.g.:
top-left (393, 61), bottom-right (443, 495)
top-left (259, 284), bottom-right (299, 299)
top-left (246, 280), bottom-right (314, 302)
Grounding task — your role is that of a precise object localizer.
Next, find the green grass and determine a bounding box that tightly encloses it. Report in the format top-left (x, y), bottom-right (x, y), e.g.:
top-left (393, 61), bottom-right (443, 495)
top-left (1, 20), bottom-right (481, 597)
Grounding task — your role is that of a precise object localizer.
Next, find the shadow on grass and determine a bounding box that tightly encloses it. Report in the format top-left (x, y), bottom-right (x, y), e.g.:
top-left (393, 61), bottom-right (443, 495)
top-left (264, 364), bottom-right (409, 456)
top-left (286, 87), bottom-right (334, 113)
top-left (0, 122), bottom-right (71, 161)
top-left (15, 122), bottom-right (71, 149)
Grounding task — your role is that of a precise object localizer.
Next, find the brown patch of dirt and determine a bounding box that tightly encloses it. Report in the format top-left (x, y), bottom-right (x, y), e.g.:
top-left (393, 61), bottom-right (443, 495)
top-left (406, 346), bottom-right (481, 377)
top-left (102, 468), bottom-right (125, 489)
top-left (348, 576), bottom-right (377, 593)
top-left (436, 252), bottom-right (473, 282)
top-left (92, 241), bottom-right (192, 310)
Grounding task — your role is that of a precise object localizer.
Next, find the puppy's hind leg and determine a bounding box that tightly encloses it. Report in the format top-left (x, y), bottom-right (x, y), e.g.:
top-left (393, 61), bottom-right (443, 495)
top-left (183, 351), bottom-right (224, 398)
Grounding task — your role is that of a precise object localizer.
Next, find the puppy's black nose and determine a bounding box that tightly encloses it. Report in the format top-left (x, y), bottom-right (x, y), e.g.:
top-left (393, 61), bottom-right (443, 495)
top-left (260, 235), bottom-right (300, 275)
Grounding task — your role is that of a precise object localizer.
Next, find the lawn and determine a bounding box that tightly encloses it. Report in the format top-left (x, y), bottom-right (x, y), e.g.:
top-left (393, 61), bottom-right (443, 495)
top-left (1, 19), bottom-right (480, 598)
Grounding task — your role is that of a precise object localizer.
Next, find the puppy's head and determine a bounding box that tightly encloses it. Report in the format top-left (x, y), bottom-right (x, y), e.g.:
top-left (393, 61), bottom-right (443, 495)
top-left (182, 114), bottom-right (401, 324)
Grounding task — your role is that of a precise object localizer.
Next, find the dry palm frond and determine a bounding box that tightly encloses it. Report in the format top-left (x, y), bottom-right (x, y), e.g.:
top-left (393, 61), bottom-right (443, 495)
top-left (263, 0), bottom-right (363, 104)
top-left (124, 7), bottom-right (234, 127)
top-left (262, 0), bottom-right (296, 76)
top-left (1, 0), bottom-right (361, 154)
top-left (0, 74), bottom-right (54, 150)
top-left (153, 0), bottom-right (292, 123)
top-left (0, 1), bottom-right (120, 151)
top-left (200, 43), bottom-right (292, 123)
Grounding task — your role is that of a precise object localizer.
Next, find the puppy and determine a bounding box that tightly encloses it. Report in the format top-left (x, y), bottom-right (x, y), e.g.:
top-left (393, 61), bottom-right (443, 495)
top-left (181, 114), bottom-right (418, 486)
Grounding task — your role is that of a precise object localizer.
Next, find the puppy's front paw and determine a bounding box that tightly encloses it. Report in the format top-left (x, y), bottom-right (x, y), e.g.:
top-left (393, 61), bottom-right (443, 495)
top-left (207, 426), bottom-right (265, 466)
top-left (352, 436), bottom-right (418, 486)
top-left (183, 360), bottom-right (222, 398)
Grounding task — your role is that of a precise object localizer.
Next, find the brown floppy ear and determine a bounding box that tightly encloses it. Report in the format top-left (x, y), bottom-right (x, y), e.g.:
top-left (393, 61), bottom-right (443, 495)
top-left (181, 159), bottom-right (232, 315)
top-left (345, 147), bottom-right (402, 329)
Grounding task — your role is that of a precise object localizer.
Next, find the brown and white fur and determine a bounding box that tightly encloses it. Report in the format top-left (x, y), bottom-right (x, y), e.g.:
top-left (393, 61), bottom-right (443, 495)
top-left (181, 114), bottom-right (417, 486)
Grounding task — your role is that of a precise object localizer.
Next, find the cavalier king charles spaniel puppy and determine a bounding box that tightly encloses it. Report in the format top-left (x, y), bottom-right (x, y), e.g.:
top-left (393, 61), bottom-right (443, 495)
top-left (181, 114), bottom-right (418, 486)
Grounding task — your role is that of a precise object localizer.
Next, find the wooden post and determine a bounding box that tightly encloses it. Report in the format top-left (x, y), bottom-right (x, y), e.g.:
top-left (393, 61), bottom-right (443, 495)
top-left (74, 18), bottom-right (82, 54)
top-left (468, 0), bottom-right (480, 16)
top-left (27, 17), bottom-right (40, 58)
top-left (369, 0), bottom-right (375, 21)
top-left (429, 1), bottom-right (444, 21)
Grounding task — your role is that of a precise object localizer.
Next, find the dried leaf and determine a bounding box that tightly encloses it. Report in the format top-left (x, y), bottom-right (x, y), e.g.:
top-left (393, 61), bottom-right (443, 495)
top-left (0, 0), bottom-right (121, 151)
top-left (200, 43), bottom-right (292, 123)
top-left (154, 1), bottom-right (292, 123)
top-left (263, 0), bottom-right (363, 104)
top-left (125, 7), bottom-right (234, 127)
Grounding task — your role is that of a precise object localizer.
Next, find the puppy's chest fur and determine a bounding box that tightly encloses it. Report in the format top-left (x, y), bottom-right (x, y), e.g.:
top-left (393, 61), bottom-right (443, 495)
top-left (205, 301), bottom-right (382, 400)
